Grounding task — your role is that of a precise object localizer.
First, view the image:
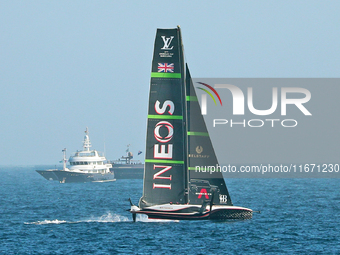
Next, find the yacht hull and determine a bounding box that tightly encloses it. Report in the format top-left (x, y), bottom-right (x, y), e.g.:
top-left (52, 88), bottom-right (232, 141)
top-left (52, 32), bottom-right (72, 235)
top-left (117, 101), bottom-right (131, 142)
top-left (54, 171), bottom-right (115, 183)
top-left (36, 170), bottom-right (59, 181)
top-left (111, 164), bottom-right (144, 179)
top-left (134, 204), bottom-right (253, 220)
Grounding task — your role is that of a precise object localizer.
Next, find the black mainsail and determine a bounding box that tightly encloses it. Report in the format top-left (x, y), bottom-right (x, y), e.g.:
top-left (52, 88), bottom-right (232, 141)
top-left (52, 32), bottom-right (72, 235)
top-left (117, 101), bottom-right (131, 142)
top-left (140, 27), bottom-right (187, 207)
top-left (131, 26), bottom-right (252, 221)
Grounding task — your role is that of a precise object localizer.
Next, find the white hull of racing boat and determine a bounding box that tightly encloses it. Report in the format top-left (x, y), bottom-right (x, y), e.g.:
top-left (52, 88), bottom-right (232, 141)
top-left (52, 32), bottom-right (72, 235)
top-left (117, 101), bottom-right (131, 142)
top-left (132, 204), bottom-right (253, 220)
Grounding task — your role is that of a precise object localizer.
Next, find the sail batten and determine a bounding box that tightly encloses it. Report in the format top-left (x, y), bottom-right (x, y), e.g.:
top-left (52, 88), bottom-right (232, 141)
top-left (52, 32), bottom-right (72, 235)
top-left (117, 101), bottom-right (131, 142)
top-left (151, 72), bottom-right (182, 78)
top-left (147, 115), bottom-right (183, 120)
top-left (145, 159), bottom-right (185, 164)
top-left (187, 132), bottom-right (209, 137)
top-left (186, 96), bottom-right (198, 101)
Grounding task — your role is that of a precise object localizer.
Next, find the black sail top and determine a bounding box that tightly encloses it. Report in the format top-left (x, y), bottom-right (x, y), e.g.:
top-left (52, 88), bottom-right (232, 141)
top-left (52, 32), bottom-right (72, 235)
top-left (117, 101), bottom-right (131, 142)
top-left (140, 27), bottom-right (232, 208)
top-left (139, 27), bottom-right (187, 208)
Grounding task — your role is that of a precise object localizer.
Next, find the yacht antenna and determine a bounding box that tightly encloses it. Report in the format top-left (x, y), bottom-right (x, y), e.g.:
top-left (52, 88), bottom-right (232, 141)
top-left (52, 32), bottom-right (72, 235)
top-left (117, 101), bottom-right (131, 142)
top-left (62, 148), bottom-right (67, 170)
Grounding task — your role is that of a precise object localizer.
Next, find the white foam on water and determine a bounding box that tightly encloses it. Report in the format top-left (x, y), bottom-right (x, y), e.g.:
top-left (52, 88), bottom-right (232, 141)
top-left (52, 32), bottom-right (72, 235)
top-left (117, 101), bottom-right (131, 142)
top-left (84, 212), bottom-right (129, 223)
top-left (25, 212), bottom-right (129, 225)
top-left (25, 219), bottom-right (68, 225)
top-left (136, 214), bottom-right (179, 223)
top-left (25, 212), bottom-right (179, 225)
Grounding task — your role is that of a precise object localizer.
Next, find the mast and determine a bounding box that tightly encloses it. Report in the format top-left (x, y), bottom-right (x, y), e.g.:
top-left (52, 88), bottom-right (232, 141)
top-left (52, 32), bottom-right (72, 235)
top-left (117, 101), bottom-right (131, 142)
top-left (177, 26), bottom-right (189, 204)
top-left (121, 144), bottom-right (133, 164)
top-left (83, 127), bottom-right (91, 152)
top-left (62, 148), bottom-right (67, 170)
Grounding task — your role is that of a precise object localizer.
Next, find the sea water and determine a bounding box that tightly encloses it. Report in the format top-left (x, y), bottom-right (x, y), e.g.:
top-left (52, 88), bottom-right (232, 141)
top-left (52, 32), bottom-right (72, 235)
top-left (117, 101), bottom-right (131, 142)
top-left (0, 167), bottom-right (339, 254)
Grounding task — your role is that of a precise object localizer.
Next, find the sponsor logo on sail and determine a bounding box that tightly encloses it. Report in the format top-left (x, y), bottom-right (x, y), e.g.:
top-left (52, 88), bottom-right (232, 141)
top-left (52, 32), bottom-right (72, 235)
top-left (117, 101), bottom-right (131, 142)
top-left (189, 146), bottom-right (209, 158)
top-left (197, 188), bottom-right (210, 199)
top-left (159, 51), bottom-right (174, 58)
top-left (189, 154), bottom-right (210, 159)
top-left (152, 100), bottom-right (175, 190)
top-left (161, 36), bottom-right (174, 50)
top-left (219, 194), bottom-right (228, 204)
top-left (154, 121), bottom-right (173, 143)
top-left (196, 146), bottom-right (203, 154)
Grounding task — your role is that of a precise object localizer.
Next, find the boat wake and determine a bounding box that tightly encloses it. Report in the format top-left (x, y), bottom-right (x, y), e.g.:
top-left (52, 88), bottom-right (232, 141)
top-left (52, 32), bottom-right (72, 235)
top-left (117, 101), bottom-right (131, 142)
top-left (24, 212), bottom-right (129, 225)
top-left (136, 214), bottom-right (179, 223)
top-left (25, 212), bottom-right (179, 225)
top-left (25, 219), bottom-right (68, 225)
top-left (85, 212), bottom-right (129, 223)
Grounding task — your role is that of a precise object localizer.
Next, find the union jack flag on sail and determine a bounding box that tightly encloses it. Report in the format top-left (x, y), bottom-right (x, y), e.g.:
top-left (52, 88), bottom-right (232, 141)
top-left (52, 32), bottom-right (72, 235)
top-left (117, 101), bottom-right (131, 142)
top-left (158, 63), bottom-right (174, 73)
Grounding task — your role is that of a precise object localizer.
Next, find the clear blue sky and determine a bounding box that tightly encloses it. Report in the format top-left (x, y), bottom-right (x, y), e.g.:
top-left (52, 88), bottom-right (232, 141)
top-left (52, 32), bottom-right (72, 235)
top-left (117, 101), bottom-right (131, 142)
top-left (0, 1), bottom-right (339, 165)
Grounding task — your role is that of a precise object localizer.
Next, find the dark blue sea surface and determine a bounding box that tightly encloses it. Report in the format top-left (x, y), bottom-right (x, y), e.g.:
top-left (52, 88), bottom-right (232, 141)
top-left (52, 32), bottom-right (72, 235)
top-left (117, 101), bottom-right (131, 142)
top-left (1, 167), bottom-right (339, 254)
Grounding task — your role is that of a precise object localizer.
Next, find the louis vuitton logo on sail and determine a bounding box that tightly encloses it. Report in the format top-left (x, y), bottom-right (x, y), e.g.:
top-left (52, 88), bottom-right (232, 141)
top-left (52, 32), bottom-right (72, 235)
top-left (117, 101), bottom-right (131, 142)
top-left (159, 36), bottom-right (175, 58)
top-left (152, 100), bottom-right (175, 189)
top-left (161, 36), bottom-right (174, 50)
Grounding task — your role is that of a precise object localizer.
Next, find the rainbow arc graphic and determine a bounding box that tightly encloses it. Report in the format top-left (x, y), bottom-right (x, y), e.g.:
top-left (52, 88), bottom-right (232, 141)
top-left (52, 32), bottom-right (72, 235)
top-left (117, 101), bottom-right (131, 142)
top-left (197, 82), bottom-right (222, 106)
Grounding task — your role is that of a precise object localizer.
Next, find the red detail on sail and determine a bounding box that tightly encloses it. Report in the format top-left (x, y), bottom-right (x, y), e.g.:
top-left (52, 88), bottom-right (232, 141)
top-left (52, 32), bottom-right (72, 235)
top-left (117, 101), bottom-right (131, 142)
top-left (198, 188), bottom-right (209, 199)
top-left (153, 165), bottom-right (172, 180)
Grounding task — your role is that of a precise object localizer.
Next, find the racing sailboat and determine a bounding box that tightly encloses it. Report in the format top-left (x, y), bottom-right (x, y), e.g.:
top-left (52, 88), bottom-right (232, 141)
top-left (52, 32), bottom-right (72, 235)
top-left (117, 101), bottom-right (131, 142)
top-left (129, 26), bottom-right (252, 221)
